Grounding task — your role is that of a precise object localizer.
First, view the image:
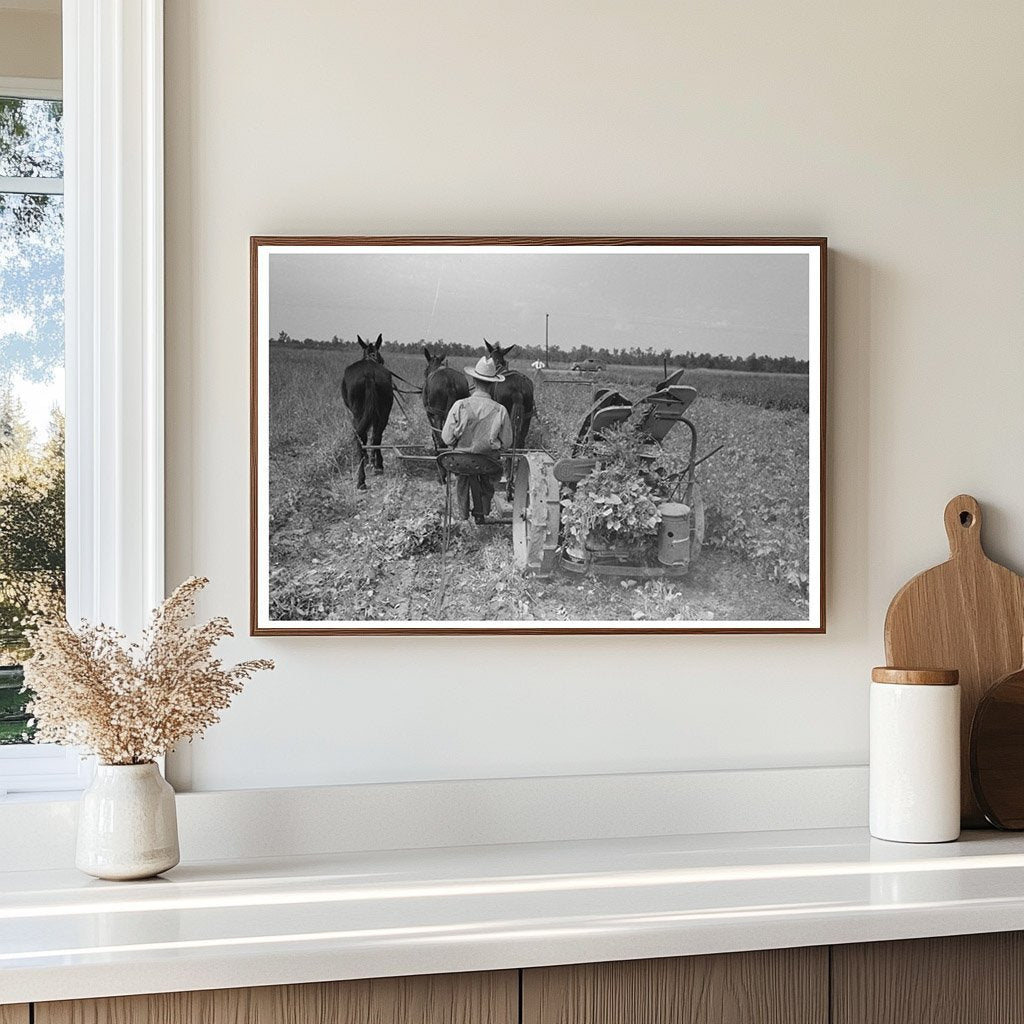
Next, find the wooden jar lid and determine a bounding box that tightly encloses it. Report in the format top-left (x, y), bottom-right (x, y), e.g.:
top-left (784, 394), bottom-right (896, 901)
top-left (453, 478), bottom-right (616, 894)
top-left (871, 667), bottom-right (960, 686)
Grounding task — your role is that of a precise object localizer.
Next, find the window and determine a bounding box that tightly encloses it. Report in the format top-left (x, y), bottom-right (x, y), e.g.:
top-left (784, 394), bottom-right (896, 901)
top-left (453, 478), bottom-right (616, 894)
top-left (0, 79), bottom-right (82, 795)
top-left (0, 6), bottom-right (167, 798)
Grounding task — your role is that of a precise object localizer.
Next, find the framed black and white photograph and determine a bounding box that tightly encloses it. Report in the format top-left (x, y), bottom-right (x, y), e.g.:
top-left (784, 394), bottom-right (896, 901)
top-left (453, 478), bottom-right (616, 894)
top-left (250, 237), bottom-right (826, 635)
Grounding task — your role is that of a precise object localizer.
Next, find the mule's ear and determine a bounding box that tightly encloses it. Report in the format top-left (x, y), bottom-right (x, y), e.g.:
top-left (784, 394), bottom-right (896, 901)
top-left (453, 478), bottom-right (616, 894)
top-left (423, 346), bottom-right (432, 361)
top-left (503, 344), bottom-right (518, 358)
top-left (357, 335), bottom-right (366, 348)
top-left (484, 339), bottom-right (493, 353)
top-left (375, 333), bottom-right (383, 348)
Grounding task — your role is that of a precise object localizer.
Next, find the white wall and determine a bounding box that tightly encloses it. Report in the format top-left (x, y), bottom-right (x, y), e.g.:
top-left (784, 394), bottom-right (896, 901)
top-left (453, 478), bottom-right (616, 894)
top-left (164, 1), bottom-right (1024, 792)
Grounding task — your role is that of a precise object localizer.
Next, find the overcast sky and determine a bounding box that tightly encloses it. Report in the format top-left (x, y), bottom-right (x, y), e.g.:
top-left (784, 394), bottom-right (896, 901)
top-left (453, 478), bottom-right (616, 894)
top-left (269, 250), bottom-right (810, 359)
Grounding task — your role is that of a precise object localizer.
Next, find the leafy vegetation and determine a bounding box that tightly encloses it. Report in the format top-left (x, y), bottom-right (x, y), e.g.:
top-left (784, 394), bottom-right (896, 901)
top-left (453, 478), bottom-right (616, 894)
top-left (0, 396), bottom-right (65, 742)
top-left (561, 427), bottom-right (686, 554)
top-left (562, 463), bottom-right (663, 552)
top-left (271, 334), bottom-right (809, 375)
top-left (697, 401), bottom-right (809, 594)
top-left (0, 665), bottom-right (28, 744)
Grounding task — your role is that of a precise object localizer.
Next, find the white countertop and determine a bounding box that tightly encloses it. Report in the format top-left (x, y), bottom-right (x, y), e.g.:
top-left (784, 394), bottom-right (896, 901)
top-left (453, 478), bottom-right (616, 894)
top-left (4, 826), bottom-right (1024, 1004)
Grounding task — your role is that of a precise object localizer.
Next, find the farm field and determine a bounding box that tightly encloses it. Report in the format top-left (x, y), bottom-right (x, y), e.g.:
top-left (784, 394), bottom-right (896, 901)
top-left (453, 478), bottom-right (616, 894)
top-left (563, 363), bottom-right (811, 413)
top-left (268, 347), bottom-right (811, 624)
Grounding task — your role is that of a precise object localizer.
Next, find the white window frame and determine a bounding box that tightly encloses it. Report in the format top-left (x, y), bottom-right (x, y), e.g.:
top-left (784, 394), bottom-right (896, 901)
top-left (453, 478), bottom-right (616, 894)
top-left (0, 77), bottom-right (61, 101)
top-left (0, 0), bottom-right (165, 798)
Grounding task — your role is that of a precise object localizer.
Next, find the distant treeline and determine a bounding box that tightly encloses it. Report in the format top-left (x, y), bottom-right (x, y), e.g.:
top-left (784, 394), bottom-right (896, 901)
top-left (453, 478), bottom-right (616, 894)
top-left (269, 332), bottom-right (809, 374)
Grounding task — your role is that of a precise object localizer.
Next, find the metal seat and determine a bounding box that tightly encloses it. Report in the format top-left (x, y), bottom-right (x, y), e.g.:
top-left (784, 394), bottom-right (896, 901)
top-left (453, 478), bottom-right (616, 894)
top-left (635, 385), bottom-right (698, 443)
top-left (588, 405), bottom-right (633, 437)
top-left (436, 451), bottom-right (502, 478)
top-left (572, 388), bottom-right (634, 454)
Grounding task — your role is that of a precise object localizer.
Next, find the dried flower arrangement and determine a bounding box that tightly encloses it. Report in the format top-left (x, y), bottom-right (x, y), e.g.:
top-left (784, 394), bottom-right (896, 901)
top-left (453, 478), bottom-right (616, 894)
top-left (23, 577), bottom-right (273, 765)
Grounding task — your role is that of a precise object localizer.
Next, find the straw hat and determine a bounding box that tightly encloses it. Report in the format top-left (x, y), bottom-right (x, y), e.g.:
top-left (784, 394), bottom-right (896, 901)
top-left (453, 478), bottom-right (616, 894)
top-left (464, 355), bottom-right (505, 383)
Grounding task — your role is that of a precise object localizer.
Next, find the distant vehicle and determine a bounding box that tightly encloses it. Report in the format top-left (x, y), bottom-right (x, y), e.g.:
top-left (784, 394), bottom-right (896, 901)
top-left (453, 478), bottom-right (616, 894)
top-left (570, 358), bottom-right (604, 372)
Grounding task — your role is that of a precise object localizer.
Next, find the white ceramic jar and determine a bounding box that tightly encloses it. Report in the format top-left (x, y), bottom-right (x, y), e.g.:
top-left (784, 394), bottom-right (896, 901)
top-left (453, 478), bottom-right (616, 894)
top-left (76, 762), bottom-right (180, 880)
top-left (870, 667), bottom-right (961, 843)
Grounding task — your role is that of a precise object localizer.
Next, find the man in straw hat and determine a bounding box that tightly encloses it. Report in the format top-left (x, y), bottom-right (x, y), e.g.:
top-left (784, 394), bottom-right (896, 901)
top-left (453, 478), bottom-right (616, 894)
top-left (441, 354), bottom-right (513, 522)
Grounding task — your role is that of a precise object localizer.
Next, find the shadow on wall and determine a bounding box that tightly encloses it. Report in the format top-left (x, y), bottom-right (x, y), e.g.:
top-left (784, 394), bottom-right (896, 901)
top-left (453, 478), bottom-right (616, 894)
top-left (827, 249), bottom-right (873, 638)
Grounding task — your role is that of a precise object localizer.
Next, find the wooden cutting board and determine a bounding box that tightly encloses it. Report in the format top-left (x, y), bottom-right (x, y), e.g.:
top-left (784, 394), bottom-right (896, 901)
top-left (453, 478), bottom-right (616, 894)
top-left (970, 653), bottom-right (1024, 829)
top-left (884, 494), bottom-right (1024, 826)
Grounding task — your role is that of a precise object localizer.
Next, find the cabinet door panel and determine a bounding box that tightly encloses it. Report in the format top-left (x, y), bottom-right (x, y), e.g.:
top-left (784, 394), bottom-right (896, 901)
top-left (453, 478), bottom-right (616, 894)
top-left (36, 971), bottom-right (517, 1024)
top-left (832, 932), bottom-right (1024, 1024)
top-left (523, 948), bottom-right (827, 1024)
top-left (0, 1007), bottom-right (29, 1024)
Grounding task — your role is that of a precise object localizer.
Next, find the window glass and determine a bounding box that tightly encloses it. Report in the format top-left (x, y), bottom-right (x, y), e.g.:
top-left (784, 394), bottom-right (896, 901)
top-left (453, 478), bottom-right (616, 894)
top-left (0, 97), bottom-right (65, 745)
top-left (0, 97), bottom-right (63, 178)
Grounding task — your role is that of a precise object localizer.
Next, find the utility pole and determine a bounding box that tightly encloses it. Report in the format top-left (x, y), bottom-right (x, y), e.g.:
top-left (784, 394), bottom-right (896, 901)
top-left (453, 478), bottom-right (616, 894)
top-left (545, 313), bottom-right (549, 367)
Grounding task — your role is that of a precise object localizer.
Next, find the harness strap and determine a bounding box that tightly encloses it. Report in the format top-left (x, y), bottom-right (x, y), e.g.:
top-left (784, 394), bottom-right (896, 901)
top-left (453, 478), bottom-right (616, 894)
top-left (384, 366), bottom-right (425, 394)
top-left (353, 354), bottom-right (425, 394)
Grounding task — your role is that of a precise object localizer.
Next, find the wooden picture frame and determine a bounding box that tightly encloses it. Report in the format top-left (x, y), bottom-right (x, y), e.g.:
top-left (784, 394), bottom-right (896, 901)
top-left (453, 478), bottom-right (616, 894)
top-left (251, 236), bottom-right (826, 635)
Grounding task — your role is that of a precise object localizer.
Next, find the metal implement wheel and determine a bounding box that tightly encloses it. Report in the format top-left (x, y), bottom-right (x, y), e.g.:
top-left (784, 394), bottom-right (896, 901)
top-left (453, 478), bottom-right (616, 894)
top-left (512, 452), bottom-right (560, 575)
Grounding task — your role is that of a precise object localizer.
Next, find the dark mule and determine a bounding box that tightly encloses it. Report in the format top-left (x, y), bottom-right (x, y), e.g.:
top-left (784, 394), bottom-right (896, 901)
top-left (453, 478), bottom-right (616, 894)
top-left (341, 334), bottom-right (395, 490)
top-left (485, 340), bottom-right (535, 497)
top-left (422, 346), bottom-right (470, 482)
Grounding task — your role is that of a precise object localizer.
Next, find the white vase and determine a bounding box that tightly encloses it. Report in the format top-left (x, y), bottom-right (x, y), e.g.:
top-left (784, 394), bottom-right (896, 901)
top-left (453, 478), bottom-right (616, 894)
top-left (76, 762), bottom-right (180, 880)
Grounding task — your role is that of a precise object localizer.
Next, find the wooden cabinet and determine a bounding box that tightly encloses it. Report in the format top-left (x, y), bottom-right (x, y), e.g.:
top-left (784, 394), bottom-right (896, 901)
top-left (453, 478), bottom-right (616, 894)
top-left (34, 971), bottom-right (517, 1024)
top-left (14, 933), bottom-right (1024, 1024)
top-left (832, 932), bottom-right (1024, 1024)
top-left (522, 948), bottom-right (828, 1024)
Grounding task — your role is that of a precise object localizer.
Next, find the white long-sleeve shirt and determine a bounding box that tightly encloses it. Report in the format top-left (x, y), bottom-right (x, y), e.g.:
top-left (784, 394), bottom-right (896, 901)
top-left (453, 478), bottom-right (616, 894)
top-left (441, 390), bottom-right (513, 453)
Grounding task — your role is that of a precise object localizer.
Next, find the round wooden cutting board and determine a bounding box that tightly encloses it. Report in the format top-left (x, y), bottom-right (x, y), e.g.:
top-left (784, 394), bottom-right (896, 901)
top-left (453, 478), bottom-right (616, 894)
top-left (971, 658), bottom-right (1024, 829)
top-left (884, 494), bottom-right (1024, 827)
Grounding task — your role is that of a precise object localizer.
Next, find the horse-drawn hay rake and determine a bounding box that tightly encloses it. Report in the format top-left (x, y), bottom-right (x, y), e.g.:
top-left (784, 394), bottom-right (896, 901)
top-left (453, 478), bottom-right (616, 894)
top-left (366, 366), bottom-right (722, 582)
